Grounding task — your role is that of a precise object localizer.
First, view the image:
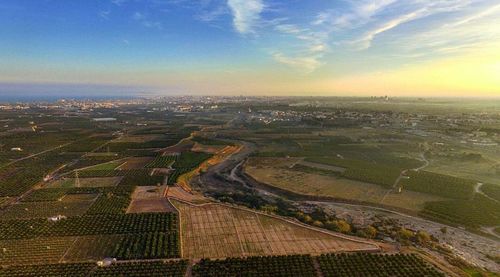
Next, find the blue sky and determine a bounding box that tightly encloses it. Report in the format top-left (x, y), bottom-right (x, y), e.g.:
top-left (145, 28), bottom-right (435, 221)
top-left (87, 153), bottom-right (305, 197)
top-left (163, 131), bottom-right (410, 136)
top-left (1, 0), bottom-right (500, 96)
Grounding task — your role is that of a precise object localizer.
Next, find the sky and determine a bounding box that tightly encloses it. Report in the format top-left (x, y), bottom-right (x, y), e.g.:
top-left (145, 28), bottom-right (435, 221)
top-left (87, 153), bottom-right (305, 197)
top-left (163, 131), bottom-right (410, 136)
top-left (1, 0), bottom-right (500, 97)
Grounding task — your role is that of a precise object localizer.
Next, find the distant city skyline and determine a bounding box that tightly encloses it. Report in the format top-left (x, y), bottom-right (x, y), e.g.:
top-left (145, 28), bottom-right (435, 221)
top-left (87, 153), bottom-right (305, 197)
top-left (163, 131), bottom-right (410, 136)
top-left (1, 0), bottom-right (500, 97)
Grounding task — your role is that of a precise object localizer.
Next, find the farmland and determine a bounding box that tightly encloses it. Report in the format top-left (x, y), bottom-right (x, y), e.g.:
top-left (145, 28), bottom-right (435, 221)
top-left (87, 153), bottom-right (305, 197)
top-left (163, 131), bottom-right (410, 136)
top-left (0, 98), bottom-right (498, 276)
top-left (47, 177), bottom-right (122, 188)
top-left (0, 260), bottom-right (188, 276)
top-left (145, 155), bottom-right (176, 168)
top-left (244, 157), bottom-right (444, 212)
top-left (317, 253), bottom-right (444, 277)
top-left (193, 255), bottom-right (317, 277)
top-left (171, 199), bottom-right (380, 259)
top-left (0, 200), bottom-right (95, 219)
top-left (167, 151), bottom-right (212, 185)
top-left (127, 186), bottom-right (175, 213)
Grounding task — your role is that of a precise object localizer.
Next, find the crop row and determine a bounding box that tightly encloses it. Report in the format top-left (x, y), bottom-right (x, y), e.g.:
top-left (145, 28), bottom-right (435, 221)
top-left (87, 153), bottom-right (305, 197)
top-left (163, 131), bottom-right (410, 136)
top-left (167, 151), bottom-right (212, 185)
top-left (85, 194), bottom-right (130, 215)
top-left (118, 169), bottom-right (164, 186)
top-left (481, 183), bottom-right (500, 202)
top-left (0, 213), bottom-right (178, 240)
top-left (145, 155), bottom-right (177, 168)
top-left (112, 232), bottom-right (179, 259)
top-left (317, 253), bottom-right (444, 277)
top-left (304, 157), bottom-right (401, 188)
top-left (0, 260), bottom-right (188, 277)
top-left (0, 152), bottom-right (79, 197)
top-left (192, 255), bottom-right (316, 277)
top-left (420, 194), bottom-right (500, 228)
top-left (401, 170), bottom-right (475, 199)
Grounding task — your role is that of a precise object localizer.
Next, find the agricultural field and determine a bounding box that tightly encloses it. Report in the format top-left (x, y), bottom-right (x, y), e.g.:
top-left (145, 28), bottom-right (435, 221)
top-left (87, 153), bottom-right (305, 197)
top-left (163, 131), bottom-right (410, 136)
top-left (420, 194), bottom-right (500, 227)
top-left (0, 212), bottom-right (179, 240)
top-left (127, 186), bottom-right (175, 213)
top-left (0, 200), bottom-right (96, 220)
top-left (317, 253), bottom-right (444, 277)
top-left (145, 155), bottom-right (176, 168)
top-left (191, 143), bottom-right (226, 154)
top-left (112, 134), bottom-right (165, 143)
top-left (165, 186), bottom-right (208, 204)
top-left (0, 237), bottom-right (77, 265)
top-left (85, 193), bottom-right (131, 214)
top-left (244, 157), bottom-right (444, 212)
top-left (192, 254), bottom-right (317, 277)
top-left (0, 260), bottom-right (188, 277)
top-left (0, 197), bottom-right (11, 206)
top-left (400, 170), bottom-right (476, 200)
top-left (167, 151), bottom-right (212, 185)
top-left (118, 157), bottom-right (154, 169)
top-left (0, 100), bottom-right (498, 276)
top-left (171, 200), bottom-right (380, 259)
top-left (481, 183), bottom-right (500, 202)
top-left (47, 177), bottom-right (122, 188)
top-left (84, 160), bottom-right (124, 171)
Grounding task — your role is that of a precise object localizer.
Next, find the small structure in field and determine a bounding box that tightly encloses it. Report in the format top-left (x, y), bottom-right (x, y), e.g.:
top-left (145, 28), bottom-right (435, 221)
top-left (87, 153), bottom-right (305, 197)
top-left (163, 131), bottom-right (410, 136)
top-left (48, 215), bottom-right (67, 222)
top-left (97, 258), bottom-right (117, 267)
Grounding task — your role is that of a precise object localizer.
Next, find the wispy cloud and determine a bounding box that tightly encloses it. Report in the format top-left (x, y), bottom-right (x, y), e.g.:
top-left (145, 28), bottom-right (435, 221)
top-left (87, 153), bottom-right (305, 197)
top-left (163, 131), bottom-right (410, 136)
top-left (353, 8), bottom-right (427, 50)
top-left (272, 52), bottom-right (322, 73)
top-left (132, 12), bottom-right (162, 29)
top-left (447, 2), bottom-right (500, 27)
top-left (98, 10), bottom-right (111, 20)
top-left (111, 0), bottom-right (127, 6)
top-left (227, 0), bottom-right (264, 34)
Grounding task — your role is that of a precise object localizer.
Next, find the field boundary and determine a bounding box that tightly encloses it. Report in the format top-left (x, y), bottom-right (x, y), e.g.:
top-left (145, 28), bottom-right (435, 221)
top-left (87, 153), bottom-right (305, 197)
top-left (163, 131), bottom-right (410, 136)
top-left (166, 193), bottom-right (183, 258)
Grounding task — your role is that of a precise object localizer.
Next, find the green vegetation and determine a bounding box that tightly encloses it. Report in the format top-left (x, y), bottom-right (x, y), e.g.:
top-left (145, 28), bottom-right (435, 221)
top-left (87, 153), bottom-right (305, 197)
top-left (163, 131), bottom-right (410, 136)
top-left (145, 155), bottom-right (176, 168)
top-left (317, 253), bottom-right (444, 277)
top-left (420, 194), bottom-right (500, 227)
top-left (0, 152), bottom-right (80, 197)
top-left (401, 170), bottom-right (475, 199)
top-left (112, 232), bottom-right (179, 259)
top-left (96, 140), bottom-right (179, 153)
top-left (85, 193), bottom-right (130, 214)
top-left (0, 213), bottom-right (178, 239)
top-left (167, 151), bottom-right (212, 184)
top-left (191, 136), bottom-right (229, 146)
top-left (21, 188), bottom-right (68, 202)
top-left (193, 255), bottom-right (316, 277)
top-left (304, 157), bottom-right (401, 188)
top-left (0, 201), bottom-right (94, 219)
top-left (118, 169), bottom-right (164, 186)
top-left (85, 160), bottom-right (123, 171)
top-left (0, 260), bottom-right (188, 277)
top-left (173, 151), bottom-right (212, 168)
top-left (481, 183), bottom-right (500, 202)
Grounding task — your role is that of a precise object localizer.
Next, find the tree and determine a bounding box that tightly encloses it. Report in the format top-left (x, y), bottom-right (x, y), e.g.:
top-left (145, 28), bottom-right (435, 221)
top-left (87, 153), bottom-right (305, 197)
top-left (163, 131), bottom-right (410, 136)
top-left (416, 230), bottom-right (431, 245)
top-left (364, 226), bottom-right (377, 239)
top-left (398, 227), bottom-right (414, 240)
top-left (312, 220), bottom-right (324, 228)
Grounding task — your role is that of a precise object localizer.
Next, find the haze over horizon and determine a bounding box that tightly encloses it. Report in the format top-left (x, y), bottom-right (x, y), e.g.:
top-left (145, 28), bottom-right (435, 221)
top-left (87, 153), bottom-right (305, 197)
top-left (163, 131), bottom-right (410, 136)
top-left (1, 0), bottom-right (500, 97)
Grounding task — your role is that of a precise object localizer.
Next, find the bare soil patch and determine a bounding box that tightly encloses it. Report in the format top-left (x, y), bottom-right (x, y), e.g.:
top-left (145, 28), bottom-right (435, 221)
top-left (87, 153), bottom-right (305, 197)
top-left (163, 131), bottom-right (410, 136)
top-left (171, 200), bottom-right (380, 259)
top-left (127, 186), bottom-right (176, 213)
top-left (166, 186), bottom-right (208, 204)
